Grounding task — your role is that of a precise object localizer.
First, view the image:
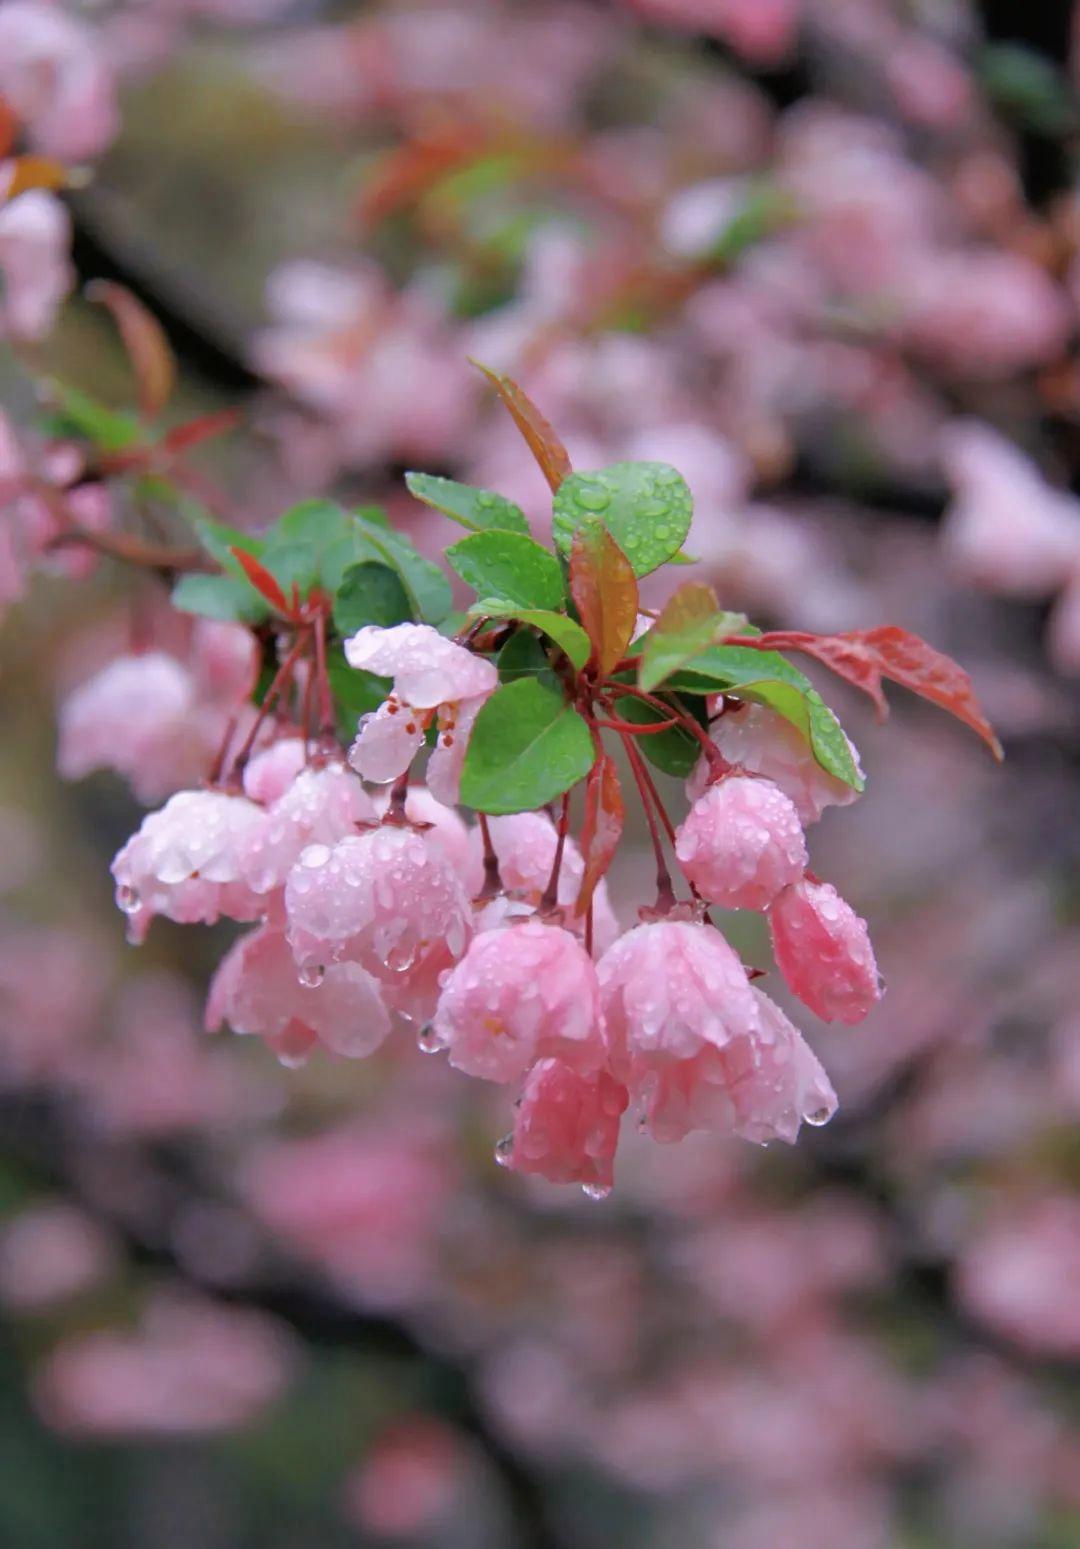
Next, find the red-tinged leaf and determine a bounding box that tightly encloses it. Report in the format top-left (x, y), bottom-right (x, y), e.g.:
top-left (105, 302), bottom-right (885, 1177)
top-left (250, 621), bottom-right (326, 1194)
top-left (753, 626), bottom-right (1003, 760)
top-left (161, 407), bottom-right (242, 456)
top-left (569, 519), bottom-right (639, 678)
top-left (357, 120), bottom-right (490, 226)
top-left (0, 96), bottom-right (17, 160)
top-left (231, 546), bottom-right (291, 616)
top-left (3, 154), bottom-right (70, 199)
top-left (577, 751), bottom-right (624, 916)
top-left (471, 360), bottom-right (573, 493)
top-left (86, 280), bottom-right (176, 421)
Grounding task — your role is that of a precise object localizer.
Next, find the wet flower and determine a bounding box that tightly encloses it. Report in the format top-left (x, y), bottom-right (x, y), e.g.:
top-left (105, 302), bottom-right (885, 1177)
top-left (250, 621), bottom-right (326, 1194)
top-left (506, 1059), bottom-right (629, 1192)
top-left (690, 701), bottom-right (863, 824)
top-left (433, 920), bottom-right (605, 1083)
top-left (675, 775), bottom-right (807, 910)
top-left (345, 623), bottom-right (496, 786)
top-left (769, 877), bottom-right (881, 1024)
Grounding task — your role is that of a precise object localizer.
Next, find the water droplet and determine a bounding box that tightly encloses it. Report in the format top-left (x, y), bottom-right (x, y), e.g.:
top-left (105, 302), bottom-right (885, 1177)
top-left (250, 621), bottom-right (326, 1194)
top-left (298, 963), bottom-right (325, 987)
top-left (494, 1135), bottom-right (514, 1167)
top-left (116, 883), bottom-right (141, 916)
top-left (582, 1183), bottom-right (611, 1201)
top-left (804, 1105), bottom-right (832, 1127)
top-left (277, 1049), bottom-right (310, 1070)
top-left (417, 1024), bottom-right (443, 1054)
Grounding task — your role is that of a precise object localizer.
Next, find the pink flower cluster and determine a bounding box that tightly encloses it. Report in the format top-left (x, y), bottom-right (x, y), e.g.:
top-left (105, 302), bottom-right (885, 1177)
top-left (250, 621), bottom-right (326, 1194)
top-left (101, 622), bottom-right (880, 1198)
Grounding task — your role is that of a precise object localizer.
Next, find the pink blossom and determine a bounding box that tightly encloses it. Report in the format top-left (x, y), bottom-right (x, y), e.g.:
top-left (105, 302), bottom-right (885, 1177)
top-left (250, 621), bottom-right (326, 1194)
top-left (0, 191), bottom-right (72, 342)
top-left (74, 971), bottom-right (253, 1136)
top-left (345, 623), bottom-right (496, 785)
top-left (343, 1417), bottom-right (468, 1538)
top-left (432, 921), bottom-right (605, 1083)
top-left (956, 1197), bottom-right (1080, 1358)
top-left (675, 776), bottom-right (807, 910)
top-left (689, 700), bottom-right (863, 824)
top-left (252, 260), bottom-right (474, 470)
top-left (0, 2), bottom-right (119, 161)
top-left (241, 761), bottom-right (378, 895)
top-left (111, 790), bottom-right (266, 934)
top-left (598, 919), bottom-right (759, 1075)
top-left (284, 825), bottom-right (471, 980)
top-left (206, 924), bottom-right (391, 1062)
top-left (902, 251), bottom-right (1070, 379)
top-left (769, 878), bottom-right (881, 1024)
top-left (239, 1124), bottom-right (453, 1308)
top-left (242, 737), bottom-right (308, 804)
top-left (34, 1291), bottom-right (297, 1436)
top-left (941, 421), bottom-right (1080, 598)
top-left (374, 784), bottom-right (472, 874)
top-left (0, 1204), bottom-right (116, 1312)
top-left (506, 1059), bottom-right (629, 1191)
top-left (634, 988), bottom-right (836, 1144)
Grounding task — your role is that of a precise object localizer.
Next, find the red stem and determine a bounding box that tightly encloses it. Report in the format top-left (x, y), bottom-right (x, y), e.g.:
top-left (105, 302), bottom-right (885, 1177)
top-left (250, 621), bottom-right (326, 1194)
top-left (616, 730), bottom-right (675, 911)
top-left (539, 790), bottom-right (571, 911)
top-left (229, 629), bottom-right (310, 778)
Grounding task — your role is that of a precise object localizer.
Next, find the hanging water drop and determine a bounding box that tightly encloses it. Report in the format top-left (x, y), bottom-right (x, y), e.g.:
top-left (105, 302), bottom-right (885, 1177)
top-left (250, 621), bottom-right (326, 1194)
top-left (493, 1135), bottom-right (514, 1167)
top-left (581, 1183), bottom-right (611, 1201)
top-left (298, 963), bottom-right (325, 988)
top-left (116, 883), bottom-right (141, 916)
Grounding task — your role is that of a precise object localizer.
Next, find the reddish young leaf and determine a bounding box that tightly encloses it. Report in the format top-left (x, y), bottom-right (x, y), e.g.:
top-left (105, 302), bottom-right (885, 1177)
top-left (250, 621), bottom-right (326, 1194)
top-left (230, 547), bottom-right (291, 616)
top-left (569, 520), bottom-right (639, 678)
top-left (0, 96), bottom-right (17, 160)
top-left (161, 407), bottom-right (242, 456)
top-left (749, 626), bottom-right (1003, 759)
top-left (357, 119), bottom-right (490, 226)
top-left (86, 280), bottom-right (176, 421)
top-left (471, 361), bottom-right (573, 493)
top-left (576, 751), bottom-right (624, 916)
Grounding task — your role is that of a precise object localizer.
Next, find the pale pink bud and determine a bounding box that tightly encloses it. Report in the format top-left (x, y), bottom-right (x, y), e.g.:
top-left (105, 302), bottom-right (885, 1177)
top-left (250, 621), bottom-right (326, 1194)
top-left (0, 191), bottom-right (72, 343)
top-left (506, 1060), bottom-right (628, 1192)
top-left (769, 878), bottom-right (881, 1024)
top-left (690, 701), bottom-right (862, 824)
top-left (641, 988), bottom-right (837, 1144)
top-left (241, 763), bottom-right (377, 895)
top-left (0, 2), bottom-right (119, 162)
top-left (206, 925), bottom-right (391, 1062)
top-left (675, 776), bottom-right (807, 910)
top-left (284, 826), bottom-right (471, 978)
top-left (433, 921), bottom-right (605, 1084)
top-left (598, 920), bottom-right (759, 1077)
top-left (111, 791), bottom-right (265, 930)
top-left (242, 739), bottom-right (308, 805)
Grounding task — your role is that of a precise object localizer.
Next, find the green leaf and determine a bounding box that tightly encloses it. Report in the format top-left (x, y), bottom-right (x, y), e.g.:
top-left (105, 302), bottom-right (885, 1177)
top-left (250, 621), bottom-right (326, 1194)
top-left (447, 530), bottom-right (565, 610)
top-left (333, 562), bottom-right (412, 635)
top-left (261, 539), bottom-right (319, 597)
top-left (638, 583), bottom-right (749, 692)
top-left (659, 643), bottom-right (863, 791)
top-left (608, 691), bottom-right (705, 779)
top-left (470, 601), bottom-right (591, 670)
top-left (350, 512), bottom-right (452, 624)
top-left (552, 461), bottom-right (693, 578)
top-left (734, 681), bottom-right (863, 791)
top-left (497, 629), bottom-right (556, 684)
top-left (663, 643), bottom-right (813, 696)
top-left (268, 501), bottom-right (382, 593)
top-left (194, 517), bottom-right (265, 575)
top-left (325, 656), bottom-right (391, 743)
top-left (980, 43), bottom-right (1074, 135)
top-left (460, 677), bottom-right (594, 814)
top-left (405, 473), bottom-right (529, 535)
top-left (42, 381), bottom-right (143, 453)
top-left (172, 572), bottom-right (269, 625)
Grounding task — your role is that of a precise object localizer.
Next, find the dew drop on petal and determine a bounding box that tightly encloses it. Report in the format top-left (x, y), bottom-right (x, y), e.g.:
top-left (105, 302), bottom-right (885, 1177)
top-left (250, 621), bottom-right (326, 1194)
top-left (582, 1183), bottom-right (612, 1201)
top-left (494, 1135), bottom-right (514, 1168)
top-left (298, 963), bottom-right (325, 988)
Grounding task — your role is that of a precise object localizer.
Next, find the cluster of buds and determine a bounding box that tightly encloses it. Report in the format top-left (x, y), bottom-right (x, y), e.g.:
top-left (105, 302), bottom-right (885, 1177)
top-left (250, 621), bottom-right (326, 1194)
top-left (96, 373), bottom-right (999, 1196)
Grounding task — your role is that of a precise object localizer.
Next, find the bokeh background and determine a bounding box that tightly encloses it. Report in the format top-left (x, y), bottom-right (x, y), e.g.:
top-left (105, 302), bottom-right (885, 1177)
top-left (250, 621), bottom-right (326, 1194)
top-left (1, 2), bottom-right (1078, 1547)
